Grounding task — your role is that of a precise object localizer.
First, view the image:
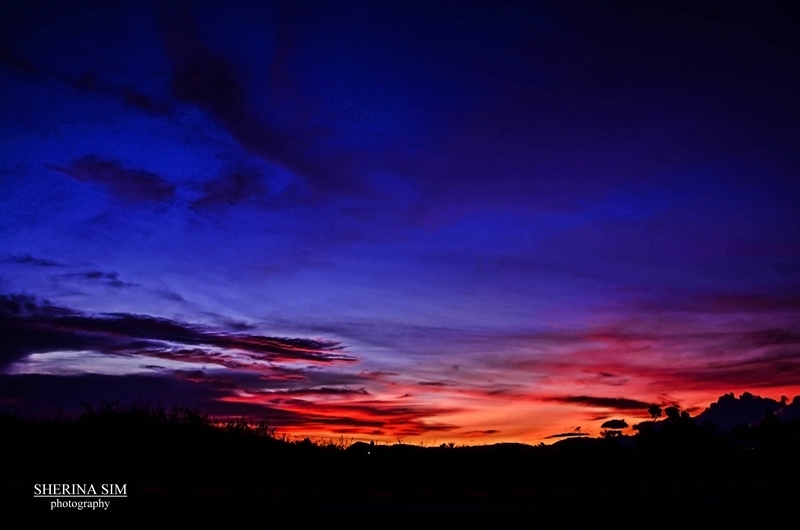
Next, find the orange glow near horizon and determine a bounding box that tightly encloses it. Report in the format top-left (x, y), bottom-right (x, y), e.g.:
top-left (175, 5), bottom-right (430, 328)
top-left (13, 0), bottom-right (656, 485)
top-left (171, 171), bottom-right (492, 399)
top-left (214, 382), bottom-right (800, 446)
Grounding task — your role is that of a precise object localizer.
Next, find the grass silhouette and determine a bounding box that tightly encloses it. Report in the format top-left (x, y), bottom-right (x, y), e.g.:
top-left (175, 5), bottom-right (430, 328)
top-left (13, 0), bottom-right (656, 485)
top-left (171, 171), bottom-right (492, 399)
top-left (3, 399), bottom-right (800, 518)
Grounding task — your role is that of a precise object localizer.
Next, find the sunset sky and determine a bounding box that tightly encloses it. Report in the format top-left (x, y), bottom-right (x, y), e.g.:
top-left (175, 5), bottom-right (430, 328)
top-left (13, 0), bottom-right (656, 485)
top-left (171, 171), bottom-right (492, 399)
top-left (1, 0), bottom-right (799, 444)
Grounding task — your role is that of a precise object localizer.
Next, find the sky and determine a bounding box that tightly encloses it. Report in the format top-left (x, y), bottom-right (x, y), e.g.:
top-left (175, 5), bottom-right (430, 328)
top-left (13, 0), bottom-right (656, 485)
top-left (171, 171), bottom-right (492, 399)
top-left (1, 0), bottom-right (799, 444)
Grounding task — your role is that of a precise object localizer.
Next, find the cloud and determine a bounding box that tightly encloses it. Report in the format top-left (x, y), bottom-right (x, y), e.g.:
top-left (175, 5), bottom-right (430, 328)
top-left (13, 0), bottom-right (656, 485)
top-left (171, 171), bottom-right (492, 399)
top-left (638, 291), bottom-right (800, 315)
top-left (0, 373), bottom-right (306, 422)
top-left (652, 353), bottom-right (800, 392)
top-left (737, 329), bottom-right (800, 348)
top-left (71, 73), bottom-right (170, 116)
top-left (545, 396), bottom-right (653, 411)
top-left (0, 293), bottom-right (353, 370)
top-left (157, 2), bottom-right (359, 198)
top-left (0, 43), bottom-right (37, 74)
top-left (53, 271), bottom-right (139, 289)
top-left (0, 294), bottom-right (460, 436)
top-left (708, 293), bottom-right (800, 314)
top-left (467, 320), bottom-right (800, 399)
top-left (600, 419), bottom-right (628, 429)
top-left (3, 254), bottom-right (64, 267)
top-left (463, 429), bottom-right (500, 436)
top-left (358, 371), bottom-right (398, 378)
top-left (46, 155), bottom-right (175, 202)
top-left (157, 290), bottom-right (187, 303)
top-left (119, 86), bottom-right (170, 115)
top-left (0, 295), bottom-right (472, 436)
top-left (545, 432), bottom-right (589, 439)
top-left (0, 37), bottom-right (170, 116)
top-left (220, 392), bottom-right (463, 436)
top-left (210, 400), bottom-right (457, 436)
top-left (258, 387), bottom-right (369, 396)
top-left (191, 169), bottom-right (267, 210)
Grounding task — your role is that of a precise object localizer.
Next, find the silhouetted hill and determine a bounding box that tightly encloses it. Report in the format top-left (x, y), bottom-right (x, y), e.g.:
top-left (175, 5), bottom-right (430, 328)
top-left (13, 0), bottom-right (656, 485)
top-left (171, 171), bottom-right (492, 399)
top-left (3, 396), bottom-right (800, 518)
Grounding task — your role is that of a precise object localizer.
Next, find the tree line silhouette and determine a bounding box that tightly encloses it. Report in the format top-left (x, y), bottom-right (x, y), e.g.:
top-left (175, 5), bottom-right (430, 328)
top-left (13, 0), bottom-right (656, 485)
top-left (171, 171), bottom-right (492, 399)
top-left (3, 397), bottom-right (799, 516)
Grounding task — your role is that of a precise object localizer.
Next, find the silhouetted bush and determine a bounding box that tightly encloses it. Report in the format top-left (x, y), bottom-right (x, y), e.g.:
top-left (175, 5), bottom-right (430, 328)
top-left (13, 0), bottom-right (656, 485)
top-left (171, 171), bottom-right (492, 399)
top-left (3, 399), bottom-right (800, 511)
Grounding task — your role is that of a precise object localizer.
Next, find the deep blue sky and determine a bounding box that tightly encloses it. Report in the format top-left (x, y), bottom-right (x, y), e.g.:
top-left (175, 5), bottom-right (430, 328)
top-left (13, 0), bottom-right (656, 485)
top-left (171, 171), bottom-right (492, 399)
top-left (1, 0), bottom-right (799, 442)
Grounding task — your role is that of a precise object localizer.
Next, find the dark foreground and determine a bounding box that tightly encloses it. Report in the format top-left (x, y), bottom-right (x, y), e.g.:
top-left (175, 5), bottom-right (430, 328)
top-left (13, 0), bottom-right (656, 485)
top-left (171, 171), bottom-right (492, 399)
top-left (4, 404), bottom-right (799, 523)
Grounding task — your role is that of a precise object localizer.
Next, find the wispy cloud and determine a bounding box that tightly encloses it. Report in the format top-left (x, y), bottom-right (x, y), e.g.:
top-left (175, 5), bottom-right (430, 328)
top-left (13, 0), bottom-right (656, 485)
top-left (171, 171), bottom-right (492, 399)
top-left (46, 155), bottom-right (175, 202)
top-left (257, 387), bottom-right (370, 396)
top-left (637, 290), bottom-right (800, 315)
top-left (53, 271), bottom-right (139, 289)
top-left (544, 396), bottom-right (653, 411)
top-left (0, 293), bottom-right (353, 369)
top-left (157, 2), bottom-right (345, 195)
top-left (191, 169), bottom-right (268, 210)
top-left (0, 40), bottom-right (170, 116)
top-left (0, 294), bottom-right (469, 438)
top-left (3, 254), bottom-right (64, 267)
top-left (0, 43), bottom-right (37, 74)
top-left (463, 429), bottom-right (500, 436)
top-left (600, 419), bottom-right (628, 429)
top-left (74, 74), bottom-right (170, 115)
top-left (221, 393), bottom-right (462, 436)
top-left (544, 432), bottom-right (588, 439)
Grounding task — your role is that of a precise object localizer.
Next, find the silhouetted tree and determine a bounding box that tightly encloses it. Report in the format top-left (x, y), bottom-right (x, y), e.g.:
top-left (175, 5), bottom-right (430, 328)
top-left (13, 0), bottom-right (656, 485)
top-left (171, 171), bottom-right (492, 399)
top-left (665, 406), bottom-right (681, 422)
top-left (600, 419), bottom-right (627, 438)
top-left (648, 404), bottom-right (662, 423)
